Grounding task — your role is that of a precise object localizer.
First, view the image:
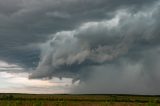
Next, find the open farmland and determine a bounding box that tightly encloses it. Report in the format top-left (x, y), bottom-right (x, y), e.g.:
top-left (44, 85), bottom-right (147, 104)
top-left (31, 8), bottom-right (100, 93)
top-left (0, 94), bottom-right (160, 106)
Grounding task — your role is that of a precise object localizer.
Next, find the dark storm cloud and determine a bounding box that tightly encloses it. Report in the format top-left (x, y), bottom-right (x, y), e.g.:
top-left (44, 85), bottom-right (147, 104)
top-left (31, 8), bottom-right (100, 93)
top-left (28, 1), bottom-right (160, 94)
top-left (1, 0), bottom-right (155, 67)
top-left (0, 0), bottom-right (160, 94)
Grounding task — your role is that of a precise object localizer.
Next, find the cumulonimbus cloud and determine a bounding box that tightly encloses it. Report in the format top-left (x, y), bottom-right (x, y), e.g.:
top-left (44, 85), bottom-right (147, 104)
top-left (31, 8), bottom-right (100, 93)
top-left (0, 0), bottom-right (160, 94)
top-left (29, 1), bottom-right (160, 94)
top-left (0, 0), bottom-right (157, 67)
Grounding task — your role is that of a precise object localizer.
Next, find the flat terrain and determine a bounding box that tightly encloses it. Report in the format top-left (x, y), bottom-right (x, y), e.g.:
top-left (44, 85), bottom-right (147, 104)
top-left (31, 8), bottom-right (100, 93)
top-left (0, 93), bottom-right (160, 106)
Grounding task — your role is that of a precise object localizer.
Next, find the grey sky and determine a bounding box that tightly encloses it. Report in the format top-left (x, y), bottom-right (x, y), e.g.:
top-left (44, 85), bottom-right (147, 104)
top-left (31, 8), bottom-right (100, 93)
top-left (0, 0), bottom-right (160, 94)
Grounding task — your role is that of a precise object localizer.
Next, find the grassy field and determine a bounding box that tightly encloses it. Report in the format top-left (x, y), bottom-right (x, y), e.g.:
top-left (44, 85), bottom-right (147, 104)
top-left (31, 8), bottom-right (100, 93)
top-left (0, 94), bottom-right (160, 106)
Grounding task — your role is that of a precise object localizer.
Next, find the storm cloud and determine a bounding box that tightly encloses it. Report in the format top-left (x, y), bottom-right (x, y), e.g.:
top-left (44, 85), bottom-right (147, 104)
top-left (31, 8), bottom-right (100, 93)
top-left (0, 0), bottom-right (157, 67)
top-left (0, 0), bottom-right (160, 94)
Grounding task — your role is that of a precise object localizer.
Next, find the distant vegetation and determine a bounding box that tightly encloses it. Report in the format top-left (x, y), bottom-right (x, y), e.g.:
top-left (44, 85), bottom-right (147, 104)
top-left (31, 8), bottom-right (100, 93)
top-left (0, 93), bottom-right (160, 106)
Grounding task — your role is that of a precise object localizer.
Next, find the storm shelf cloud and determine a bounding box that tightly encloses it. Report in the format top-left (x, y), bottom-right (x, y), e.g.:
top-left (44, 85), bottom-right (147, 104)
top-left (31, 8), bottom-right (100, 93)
top-left (0, 0), bottom-right (160, 94)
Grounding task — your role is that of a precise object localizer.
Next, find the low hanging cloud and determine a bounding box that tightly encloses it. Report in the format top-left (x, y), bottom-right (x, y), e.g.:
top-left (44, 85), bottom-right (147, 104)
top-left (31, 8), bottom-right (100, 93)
top-left (0, 0), bottom-right (157, 68)
top-left (29, 1), bottom-right (160, 94)
top-left (0, 0), bottom-right (160, 94)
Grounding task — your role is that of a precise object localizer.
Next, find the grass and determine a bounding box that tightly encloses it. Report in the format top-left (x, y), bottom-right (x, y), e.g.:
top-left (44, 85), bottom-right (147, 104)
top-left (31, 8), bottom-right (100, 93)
top-left (0, 94), bottom-right (160, 106)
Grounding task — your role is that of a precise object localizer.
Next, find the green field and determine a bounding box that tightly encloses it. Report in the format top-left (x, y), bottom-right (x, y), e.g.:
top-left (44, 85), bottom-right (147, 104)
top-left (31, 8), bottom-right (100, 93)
top-left (0, 93), bottom-right (160, 106)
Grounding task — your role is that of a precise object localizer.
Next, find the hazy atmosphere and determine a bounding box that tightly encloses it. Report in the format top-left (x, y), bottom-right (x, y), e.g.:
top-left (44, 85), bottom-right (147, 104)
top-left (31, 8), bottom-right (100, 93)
top-left (0, 0), bottom-right (160, 94)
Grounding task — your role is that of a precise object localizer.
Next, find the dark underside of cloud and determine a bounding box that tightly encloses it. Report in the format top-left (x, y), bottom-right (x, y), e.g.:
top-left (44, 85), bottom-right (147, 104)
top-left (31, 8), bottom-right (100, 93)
top-left (0, 0), bottom-right (160, 94)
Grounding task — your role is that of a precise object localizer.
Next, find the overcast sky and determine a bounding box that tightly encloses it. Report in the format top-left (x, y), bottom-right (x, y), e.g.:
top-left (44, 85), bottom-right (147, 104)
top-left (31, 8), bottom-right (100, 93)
top-left (0, 0), bottom-right (160, 94)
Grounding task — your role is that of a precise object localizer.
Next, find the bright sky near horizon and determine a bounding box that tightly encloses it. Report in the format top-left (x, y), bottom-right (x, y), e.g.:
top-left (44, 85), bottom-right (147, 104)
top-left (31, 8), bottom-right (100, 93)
top-left (0, 61), bottom-right (73, 93)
